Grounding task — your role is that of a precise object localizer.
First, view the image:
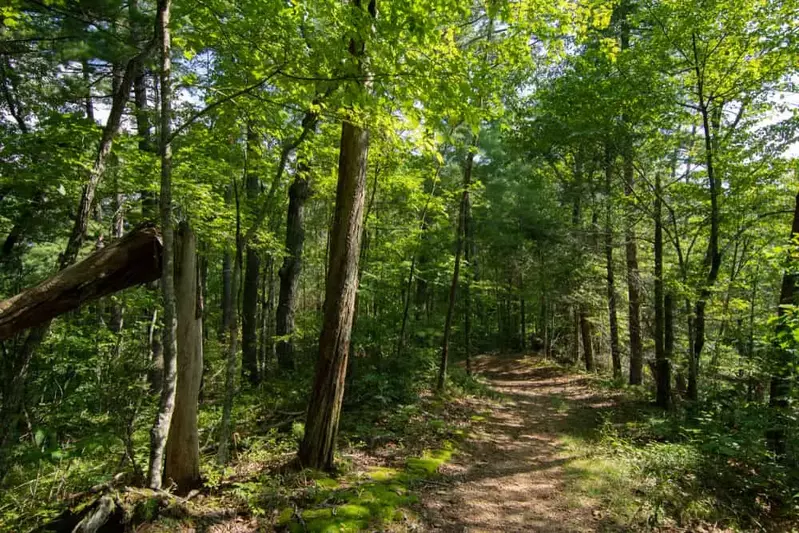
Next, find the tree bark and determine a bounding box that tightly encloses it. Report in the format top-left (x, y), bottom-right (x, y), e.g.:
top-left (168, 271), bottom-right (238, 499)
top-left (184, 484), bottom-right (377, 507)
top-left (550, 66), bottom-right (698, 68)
top-left (580, 307), bottom-right (594, 372)
top-left (0, 226), bottom-right (162, 340)
top-left (217, 239), bottom-right (241, 465)
top-left (624, 154), bottom-right (643, 385)
top-left (298, 6), bottom-right (374, 468)
top-left (767, 188), bottom-right (799, 457)
top-left (520, 296), bottom-right (526, 351)
top-left (604, 148), bottom-right (622, 379)
top-left (665, 292), bottom-right (675, 398)
top-left (241, 126), bottom-right (261, 385)
top-left (618, 3), bottom-right (643, 385)
top-left (572, 306), bottom-right (580, 364)
top-left (438, 144), bottom-right (475, 390)
top-left (221, 185), bottom-right (234, 337)
top-left (148, 0), bottom-right (177, 490)
top-left (298, 117), bottom-right (369, 470)
top-left (164, 223), bottom-right (203, 494)
top-left (654, 171), bottom-right (670, 408)
top-left (688, 36), bottom-right (723, 400)
top-left (242, 246), bottom-right (260, 384)
top-left (149, 309), bottom-right (163, 395)
top-left (258, 256), bottom-right (273, 375)
top-left (463, 160), bottom-right (475, 375)
top-left (276, 165), bottom-right (311, 371)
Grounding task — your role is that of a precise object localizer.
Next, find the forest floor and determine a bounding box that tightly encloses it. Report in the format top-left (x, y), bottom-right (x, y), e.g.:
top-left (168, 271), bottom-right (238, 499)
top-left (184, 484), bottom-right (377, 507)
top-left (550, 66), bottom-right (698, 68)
top-left (417, 352), bottom-right (618, 533)
top-left (32, 352), bottom-right (752, 532)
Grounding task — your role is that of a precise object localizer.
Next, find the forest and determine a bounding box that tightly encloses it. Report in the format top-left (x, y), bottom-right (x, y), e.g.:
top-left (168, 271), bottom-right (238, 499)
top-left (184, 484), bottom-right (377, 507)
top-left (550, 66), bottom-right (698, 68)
top-left (1, 0), bottom-right (798, 531)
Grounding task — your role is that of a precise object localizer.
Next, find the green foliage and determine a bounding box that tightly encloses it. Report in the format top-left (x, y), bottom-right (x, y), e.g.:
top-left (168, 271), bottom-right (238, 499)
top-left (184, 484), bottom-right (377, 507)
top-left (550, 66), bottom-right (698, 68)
top-left (562, 388), bottom-right (799, 530)
top-left (1, 0), bottom-right (798, 529)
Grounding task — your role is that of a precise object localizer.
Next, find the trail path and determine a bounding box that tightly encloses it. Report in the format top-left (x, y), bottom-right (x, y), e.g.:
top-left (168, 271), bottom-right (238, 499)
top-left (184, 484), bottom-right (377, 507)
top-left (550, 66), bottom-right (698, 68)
top-left (420, 353), bottom-right (618, 533)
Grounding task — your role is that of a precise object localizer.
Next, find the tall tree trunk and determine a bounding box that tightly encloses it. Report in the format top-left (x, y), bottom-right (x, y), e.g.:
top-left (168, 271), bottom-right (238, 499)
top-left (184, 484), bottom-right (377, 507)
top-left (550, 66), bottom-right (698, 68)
top-left (438, 143), bottom-right (475, 390)
top-left (258, 256), bottom-right (273, 375)
top-left (241, 126), bottom-right (261, 385)
top-left (618, 3), bottom-right (643, 385)
top-left (221, 186), bottom-right (234, 337)
top-left (767, 186), bottom-right (799, 457)
top-left (463, 162), bottom-right (475, 375)
top-left (580, 308), bottom-right (594, 372)
top-left (604, 147), bottom-right (621, 379)
top-left (520, 296), bottom-right (526, 351)
top-left (572, 306), bottom-right (580, 364)
top-left (266, 257), bottom-right (276, 365)
top-left (654, 171), bottom-right (670, 408)
top-left (689, 37), bottom-right (723, 401)
top-left (276, 165), bottom-right (311, 371)
top-left (298, 118), bottom-right (369, 469)
top-left (241, 247), bottom-right (260, 384)
top-left (148, 0), bottom-right (177, 490)
top-left (298, 0), bottom-right (374, 470)
top-left (164, 223), bottom-right (203, 493)
top-left (218, 192), bottom-right (243, 465)
top-left (149, 310), bottom-right (163, 395)
top-left (624, 153), bottom-right (643, 385)
top-left (665, 291), bottom-right (675, 396)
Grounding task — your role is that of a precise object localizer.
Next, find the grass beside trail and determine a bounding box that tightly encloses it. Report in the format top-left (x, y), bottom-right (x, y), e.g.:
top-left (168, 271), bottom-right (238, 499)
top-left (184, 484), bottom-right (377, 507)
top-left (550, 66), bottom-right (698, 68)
top-left (556, 371), bottom-right (799, 532)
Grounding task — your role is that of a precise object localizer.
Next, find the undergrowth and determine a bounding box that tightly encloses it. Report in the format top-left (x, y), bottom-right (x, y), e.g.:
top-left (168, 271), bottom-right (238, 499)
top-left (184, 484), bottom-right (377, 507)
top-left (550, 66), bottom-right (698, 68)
top-left (0, 347), bottom-right (489, 532)
top-left (560, 372), bottom-right (799, 532)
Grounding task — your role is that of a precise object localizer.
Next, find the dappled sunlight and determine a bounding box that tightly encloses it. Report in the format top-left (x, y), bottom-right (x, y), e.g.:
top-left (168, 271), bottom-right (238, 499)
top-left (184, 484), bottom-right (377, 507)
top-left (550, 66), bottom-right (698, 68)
top-left (418, 353), bottom-right (614, 532)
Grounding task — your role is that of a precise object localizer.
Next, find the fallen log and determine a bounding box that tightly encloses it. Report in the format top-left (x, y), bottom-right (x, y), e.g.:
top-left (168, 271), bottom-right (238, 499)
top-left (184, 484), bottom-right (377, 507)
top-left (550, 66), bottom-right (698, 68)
top-left (0, 225), bottom-right (162, 340)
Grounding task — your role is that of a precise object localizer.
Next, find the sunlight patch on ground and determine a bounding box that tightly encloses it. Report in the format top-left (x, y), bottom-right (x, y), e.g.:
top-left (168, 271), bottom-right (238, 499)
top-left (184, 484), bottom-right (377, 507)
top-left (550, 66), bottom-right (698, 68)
top-left (277, 444), bottom-right (456, 532)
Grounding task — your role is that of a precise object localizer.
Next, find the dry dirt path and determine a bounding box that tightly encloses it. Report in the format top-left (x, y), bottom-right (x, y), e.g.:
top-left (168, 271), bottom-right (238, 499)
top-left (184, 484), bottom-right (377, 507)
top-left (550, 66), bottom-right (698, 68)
top-left (419, 353), bottom-right (619, 533)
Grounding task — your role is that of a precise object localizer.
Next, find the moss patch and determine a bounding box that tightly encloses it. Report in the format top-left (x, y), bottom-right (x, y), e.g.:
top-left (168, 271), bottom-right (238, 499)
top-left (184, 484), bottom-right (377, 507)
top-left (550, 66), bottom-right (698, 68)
top-left (279, 444), bottom-right (456, 532)
top-left (405, 444), bottom-right (454, 476)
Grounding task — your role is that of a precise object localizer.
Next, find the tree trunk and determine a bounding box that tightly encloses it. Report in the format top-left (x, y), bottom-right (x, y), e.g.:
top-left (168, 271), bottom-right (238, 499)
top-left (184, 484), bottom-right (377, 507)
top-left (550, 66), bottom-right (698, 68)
top-left (624, 156), bottom-right (643, 385)
top-left (164, 223), bottom-right (203, 494)
top-left (241, 246), bottom-right (260, 384)
top-left (580, 308), bottom-right (594, 372)
top-left (572, 306), bottom-right (580, 364)
top-left (768, 188), bottom-right (799, 457)
top-left (0, 227), bottom-right (162, 340)
top-left (82, 59), bottom-right (94, 122)
top-left (654, 171), bottom-right (670, 408)
top-left (438, 144), bottom-right (475, 390)
top-left (241, 126), bottom-right (261, 385)
top-left (619, 5), bottom-right (643, 386)
top-left (265, 257), bottom-right (276, 366)
top-left (604, 148), bottom-right (622, 379)
top-left (258, 256), bottom-right (273, 375)
top-left (298, 16), bottom-right (374, 468)
top-left (221, 186), bottom-right (233, 337)
top-left (665, 292), bottom-right (675, 398)
top-left (520, 296), bottom-right (526, 351)
top-left (688, 35), bottom-right (723, 401)
top-left (131, 0), bottom-right (156, 220)
top-left (463, 163), bottom-right (475, 375)
top-left (149, 309), bottom-right (163, 395)
top-left (276, 166), bottom-right (311, 371)
top-left (217, 241), bottom-right (241, 465)
top-left (298, 117), bottom-right (369, 470)
top-left (148, 0), bottom-right (177, 490)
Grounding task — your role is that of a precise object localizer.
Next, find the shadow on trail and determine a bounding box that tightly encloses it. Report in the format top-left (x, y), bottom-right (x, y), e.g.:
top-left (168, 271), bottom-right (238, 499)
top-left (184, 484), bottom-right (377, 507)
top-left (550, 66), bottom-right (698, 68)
top-left (420, 353), bottom-right (634, 533)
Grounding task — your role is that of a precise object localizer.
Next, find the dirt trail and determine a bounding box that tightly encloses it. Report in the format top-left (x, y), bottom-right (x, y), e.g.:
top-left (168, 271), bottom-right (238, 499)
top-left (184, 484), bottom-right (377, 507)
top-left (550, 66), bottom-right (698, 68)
top-left (420, 353), bottom-right (618, 533)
